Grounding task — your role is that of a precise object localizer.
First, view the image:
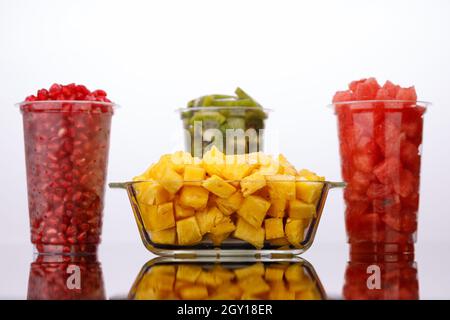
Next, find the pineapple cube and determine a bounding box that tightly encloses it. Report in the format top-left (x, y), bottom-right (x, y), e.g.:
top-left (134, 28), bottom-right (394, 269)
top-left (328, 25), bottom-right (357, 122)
top-left (159, 166), bottom-right (183, 194)
top-left (267, 197), bottom-right (287, 218)
top-left (285, 264), bottom-right (305, 282)
top-left (150, 227), bottom-right (176, 245)
top-left (285, 218), bottom-right (305, 248)
top-left (170, 151), bottom-right (193, 173)
top-left (210, 283), bottom-right (242, 300)
top-left (266, 174), bottom-right (296, 200)
top-left (212, 265), bottom-right (235, 282)
top-left (296, 289), bottom-right (321, 300)
top-left (222, 155), bottom-right (253, 180)
top-left (202, 146), bottom-right (225, 177)
top-left (140, 271), bottom-right (174, 291)
top-left (288, 200), bottom-right (316, 219)
top-left (179, 186), bottom-right (209, 210)
top-left (296, 181), bottom-right (323, 204)
top-left (202, 175), bottom-right (236, 198)
top-left (143, 202), bottom-right (175, 232)
top-left (195, 206), bottom-right (224, 235)
top-left (176, 265), bottom-right (202, 283)
top-left (240, 172), bottom-right (266, 197)
top-left (215, 191), bottom-right (243, 215)
top-left (210, 217), bottom-right (236, 235)
top-left (178, 285), bottom-right (208, 300)
top-left (233, 218), bottom-right (265, 249)
top-left (176, 216), bottom-right (202, 245)
top-left (196, 271), bottom-right (224, 287)
top-left (265, 266), bottom-right (285, 282)
top-left (234, 263), bottom-right (265, 280)
top-left (141, 203), bottom-right (157, 231)
top-left (269, 237), bottom-right (290, 247)
top-left (264, 218), bottom-right (284, 240)
top-left (174, 200), bottom-right (195, 219)
top-left (183, 165), bottom-right (205, 186)
top-left (135, 182), bottom-right (173, 205)
top-left (237, 195), bottom-right (271, 228)
top-left (209, 232), bottom-right (230, 246)
top-left (238, 275), bottom-right (270, 295)
top-left (298, 169), bottom-right (325, 181)
top-left (278, 154), bottom-right (297, 176)
top-left (268, 281), bottom-right (296, 300)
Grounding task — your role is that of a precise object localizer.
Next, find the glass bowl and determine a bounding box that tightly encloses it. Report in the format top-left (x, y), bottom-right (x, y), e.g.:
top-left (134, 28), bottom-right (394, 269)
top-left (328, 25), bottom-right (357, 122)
top-left (128, 256), bottom-right (325, 300)
top-left (110, 179), bottom-right (344, 257)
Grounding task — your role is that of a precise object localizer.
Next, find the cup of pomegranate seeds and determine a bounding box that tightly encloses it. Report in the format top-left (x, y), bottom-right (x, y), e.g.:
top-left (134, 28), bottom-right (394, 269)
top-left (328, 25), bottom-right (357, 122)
top-left (18, 84), bottom-right (116, 255)
top-left (330, 78), bottom-right (430, 255)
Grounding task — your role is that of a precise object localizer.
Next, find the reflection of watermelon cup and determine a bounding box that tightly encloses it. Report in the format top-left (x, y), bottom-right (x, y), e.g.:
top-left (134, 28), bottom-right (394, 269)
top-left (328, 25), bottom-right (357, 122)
top-left (19, 84), bottom-right (116, 255)
top-left (330, 78), bottom-right (430, 255)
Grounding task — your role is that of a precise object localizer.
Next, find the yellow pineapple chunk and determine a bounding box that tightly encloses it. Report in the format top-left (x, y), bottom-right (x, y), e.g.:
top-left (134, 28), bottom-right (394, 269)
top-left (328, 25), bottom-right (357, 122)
top-left (174, 200), bottom-right (195, 219)
top-left (233, 218), bottom-right (265, 249)
top-left (234, 263), bottom-right (265, 280)
top-left (264, 218), bottom-right (284, 240)
top-left (196, 271), bottom-right (224, 287)
top-left (178, 285), bottom-right (208, 299)
top-left (267, 197), bottom-right (287, 218)
top-left (265, 266), bottom-right (285, 282)
top-left (238, 275), bottom-right (270, 295)
top-left (210, 283), bottom-right (242, 300)
top-left (202, 175), bottom-right (236, 198)
top-left (195, 206), bottom-right (224, 235)
top-left (179, 186), bottom-right (209, 210)
top-left (135, 182), bottom-right (173, 205)
top-left (278, 154), bottom-right (298, 176)
top-left (210, 217), bottom-right (236, 235)
top-left (296, 169), bottom-right (325, 204)
top-left (176, 216), bottom-right (202, 245)
top-left (209, 232), bottom-right (230, 246)
top-left (202, 146), bottom-right (225, 177)
top-left (215, 191), bottom-right (243, 215)
top-left (297, 169), bottom-right (325, 181)
top-left (176, 265), bottom-right (202, 283)
top-left (142, 202), bottom-right (175, 232)
top-left (183, 165), bottom-right (205, 186)
top-left (212, 265), bottom-right (235, 282)
top-left (170, 151), bottom-right (193, 173)
top-left (237, 195), bottom-right (271, 228)
top-left (150, 227), bottom-right (176, 245)
top-left (240, 172), bottom-right (266, 197)
top-left (269, 237), bottom-right (290, 247)
top-left (139, 270), bottom-right (174, 292)
top-left (268, 281), bottom-right (296, 300)
top-left (285, 264), bottom-right (305, 282)
top-left (147, 154), bottom-right (175, 180)
top-left (296, 289), bottom-right (321, 300)
top-left (285, 219), bottom-right (305, 248)
top-left (288, 199), bottom-right (316, 219)
top-left (222, 154), bottom-right (253, 180)
top-left (266, 174), bottom-right (296, 200)
top-left (140, 203), bottom-right (157, 231)
top-left (159, 166), bottom-right (183, 194)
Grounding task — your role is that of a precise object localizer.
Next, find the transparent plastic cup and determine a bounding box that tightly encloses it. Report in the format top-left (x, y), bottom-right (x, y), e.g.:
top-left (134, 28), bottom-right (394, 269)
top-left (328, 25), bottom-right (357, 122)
top-left (330, 100), bottom-right (429, 255)
top-left (19, 100), bottom-right (115, 255)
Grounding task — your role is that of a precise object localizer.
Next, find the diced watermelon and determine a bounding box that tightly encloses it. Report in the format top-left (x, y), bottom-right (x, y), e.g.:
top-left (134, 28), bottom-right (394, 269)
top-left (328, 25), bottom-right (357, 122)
top-left (344, 186), bottom-right (368, 202)
top-left (373, 157), bottom-right (401, 184)
top-left (350, 171), bottom-right (373, 192)
top-left (402, 192), bottom-right (419, 210)
top-left (372, 194), bottom-right (401, 215)
top-left (396, 86), bottom-right (417, 101)
top-left (353, 152), bottom-right (377, 173)
top-left (401, 140), bottom-right (420, 174)
top-left (375, 88), bottom-right (391, 100)
top-left (382, 80), bottom-right (400, 99)
top-left (349, 79), bottom-right (367, 92)
top-left (392, 169), bottom-right (416, 198)
top-left (366, 183), bottom-right (394, 200)
top-left (333, 90), bottom-right (354, 103)
top-left (382, 211), bottom-right (417, 233)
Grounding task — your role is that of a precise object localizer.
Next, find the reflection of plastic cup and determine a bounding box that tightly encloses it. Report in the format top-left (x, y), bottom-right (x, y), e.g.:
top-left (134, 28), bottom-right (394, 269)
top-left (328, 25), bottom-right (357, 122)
top-left (331, 100), bottom-right (429, 254)
top-left (27, 255), bottom-right (105, 300)
top-left (19, 101), bottom-right (115, 254)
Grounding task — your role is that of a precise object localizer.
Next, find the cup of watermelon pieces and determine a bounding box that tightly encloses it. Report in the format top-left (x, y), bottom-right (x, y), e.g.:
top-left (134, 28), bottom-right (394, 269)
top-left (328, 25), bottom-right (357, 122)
top-left (330, 78), bottom-right (430, 255)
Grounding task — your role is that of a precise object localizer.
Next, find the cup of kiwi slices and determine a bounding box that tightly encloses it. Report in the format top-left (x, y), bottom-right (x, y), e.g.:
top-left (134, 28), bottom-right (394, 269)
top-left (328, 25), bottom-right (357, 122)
top-left (178, 87), bottom-right (270, 157)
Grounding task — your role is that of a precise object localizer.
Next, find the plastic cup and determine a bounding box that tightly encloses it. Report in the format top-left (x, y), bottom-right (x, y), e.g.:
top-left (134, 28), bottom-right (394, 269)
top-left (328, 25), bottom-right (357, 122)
top-left (331, 100), bottom-right (429, 255)
top-left (19, 100), bottom-right (115, 255)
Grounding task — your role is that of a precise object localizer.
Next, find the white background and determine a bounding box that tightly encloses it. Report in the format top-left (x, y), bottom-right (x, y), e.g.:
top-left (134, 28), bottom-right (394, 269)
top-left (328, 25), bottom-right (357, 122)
top-left (1, 0), bottom-right (450, 297)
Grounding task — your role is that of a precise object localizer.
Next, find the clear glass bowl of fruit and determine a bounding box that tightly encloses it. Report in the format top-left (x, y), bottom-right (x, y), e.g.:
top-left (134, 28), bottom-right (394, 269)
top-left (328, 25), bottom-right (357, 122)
top-left (178, 88), bottom-right (270, 157)
top-left (128, 256), bottom-right (325, 300)
top-left (110, 148), bottom-right (344, 256)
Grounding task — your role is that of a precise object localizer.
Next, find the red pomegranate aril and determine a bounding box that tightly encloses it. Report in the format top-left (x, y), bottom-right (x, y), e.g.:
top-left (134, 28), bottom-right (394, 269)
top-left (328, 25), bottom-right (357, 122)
top-left (21, 84), bottom-right (114, 254)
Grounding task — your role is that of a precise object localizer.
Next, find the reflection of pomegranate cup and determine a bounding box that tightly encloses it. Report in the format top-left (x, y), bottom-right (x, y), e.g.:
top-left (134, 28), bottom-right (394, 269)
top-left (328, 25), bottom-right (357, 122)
top-left (27, 255), bottom-right (105, 300)
top-left (20, 97), bottom-right (114, 254)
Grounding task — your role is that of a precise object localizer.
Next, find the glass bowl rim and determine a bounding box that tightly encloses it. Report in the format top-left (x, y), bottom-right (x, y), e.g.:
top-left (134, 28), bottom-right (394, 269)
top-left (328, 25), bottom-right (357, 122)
top-left (15, 100), bottom-right (119, 108)
top-left (326, 100), bottom-right (431, 109)
top-left (175, 106), bottom-right (273, 113)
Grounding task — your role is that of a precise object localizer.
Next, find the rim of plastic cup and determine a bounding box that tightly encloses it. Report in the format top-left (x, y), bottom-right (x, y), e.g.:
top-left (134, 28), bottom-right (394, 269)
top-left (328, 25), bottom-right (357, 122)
top-left (15, 100), bottom-right (120, 109)
top-left (176, 106), bottom-right (273, 113)
top-left (326, 100), bottom-right (431, 109)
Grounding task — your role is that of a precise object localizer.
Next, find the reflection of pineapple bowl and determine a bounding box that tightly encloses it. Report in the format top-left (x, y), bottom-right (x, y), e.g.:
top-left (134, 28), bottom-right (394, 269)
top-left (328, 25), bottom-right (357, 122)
top-left (110, 147), bottom-right (343, 256)
top-left (128, 258), bottom-right (325, 300)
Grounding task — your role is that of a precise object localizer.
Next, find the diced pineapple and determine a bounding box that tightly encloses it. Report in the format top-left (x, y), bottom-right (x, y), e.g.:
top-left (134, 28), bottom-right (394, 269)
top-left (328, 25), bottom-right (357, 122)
top-left (297, 169), bottom-right (325, 181)
top-left (147, 154), bottom-right (175, 180)
top-left (233, 218), bottom-right (265, 249)
top-left (234, 263), bottom-right (265, 280)
top-left (265, 266), bottom-right (285, 282)
top-left (196, 271), bottom-right (224, 287)
top-left (210, 283), bottom-right (242, 300)
top-left (150, 227), bottom-right (176, 245)
top-left (174, 200), bottom-right (195, 220)
top-left (264, 218), bottom-right (284, 240)
top-left (170, 151), bottom-right (193, 173)
top-left (140, 271), bottom-right (175, 291)
top-left (179, 186), bottom-right (209, 210)
top-left (142, 202), bottom-right (175, 232)
top-left (257, 162), bottom-right (280, 176)
top-left (159, 166), bottom-right (184, 194)
top-left (183, 165), bottom-right (206, 186)
top-left (237, 195), bottom-right (271, 228)
top-left (240, 172), bottom-right (266, 197)
top-left (278, 154), bottom-right (298, 176)
top-left (285, 219), bottom-right (305, 248)
top-left (212, 265), bottom-right (235, 282)
top-left (135, 181), bottom-right (173, 205)
top-left (178, 285), bottom-right (209, 300)
top-left (195, 206), bottom-right (224, 235)
top-left (267, 197), bottom-right (287, 218)
top-left (269, 237), bottom-right (290, 247)
top-left (202, 146), bottom-right (225, 177)
top-left (295, 181), bottom-right (323, 204)
top-left (141, 203), bottom-right (157, 231)
top-left (209, 232), bottom-right (230, 246)
top-left (285, 264), bottom-right (305, 282)
top-left (152, 265), bottom-right (176, 276)
top-left (288, 199), bottom-right (316, 219)
top-left (296, 289), bottom-right (321, 300)
top-left (176, 216), bottom-right (202, 245)
top-left (202, 175), bottom-right (236, 198)
top-left (238, 275), bottom-right (270, 295)
top-left (176, 265), bottom-right (202, 283)
top-left (222, 155), bottom-right (253, 180)
top-left (268, 281), bottom-right (296, 300)
top-left (266, 174), bottom-right (296, 200)
top-left (215, 191), bottom-right (243, 215)
top-left (210, 217), bottom-right (236, 235)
